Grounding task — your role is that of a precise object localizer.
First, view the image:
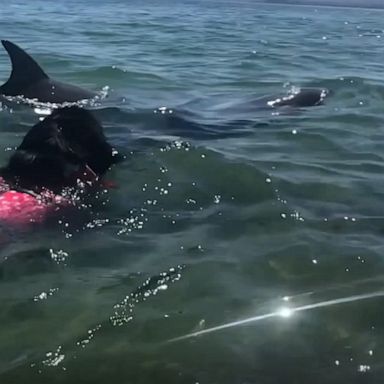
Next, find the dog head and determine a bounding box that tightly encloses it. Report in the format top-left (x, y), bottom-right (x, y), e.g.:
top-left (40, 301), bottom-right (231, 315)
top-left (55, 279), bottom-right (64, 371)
top-left (1, 106), bottom-right (124, 192)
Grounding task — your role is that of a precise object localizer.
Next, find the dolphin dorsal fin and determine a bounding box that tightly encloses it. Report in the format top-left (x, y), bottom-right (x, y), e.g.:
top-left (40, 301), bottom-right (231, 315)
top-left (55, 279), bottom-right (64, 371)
top-left (0, 40), bottom-right (49, 95)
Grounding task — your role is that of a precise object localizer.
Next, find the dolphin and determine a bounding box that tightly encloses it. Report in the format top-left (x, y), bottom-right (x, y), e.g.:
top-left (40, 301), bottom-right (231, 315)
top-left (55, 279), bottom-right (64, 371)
top-left (264, 87), bottom-right (329, 108)
top-left (0, 40), bottom-right (96, 103)
top-left (203, 87), bottom-right (329, 120)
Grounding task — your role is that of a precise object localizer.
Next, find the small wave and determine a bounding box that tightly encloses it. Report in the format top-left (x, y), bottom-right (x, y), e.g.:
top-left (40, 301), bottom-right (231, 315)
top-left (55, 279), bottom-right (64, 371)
top-left (0, 86), bottom-right (110, 115)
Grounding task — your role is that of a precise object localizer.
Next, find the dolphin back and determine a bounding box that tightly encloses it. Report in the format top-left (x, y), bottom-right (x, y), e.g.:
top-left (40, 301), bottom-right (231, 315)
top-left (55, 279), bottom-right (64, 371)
top-left (0, 40), bottom-right (49, 96)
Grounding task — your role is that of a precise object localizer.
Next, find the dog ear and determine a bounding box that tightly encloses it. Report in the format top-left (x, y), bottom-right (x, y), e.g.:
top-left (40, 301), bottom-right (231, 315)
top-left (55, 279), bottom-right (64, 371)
top-left (18, 114), bottom-right (84, 167)
top-left (52, 107), bottom-right (105, 143)
top-left (52, 107), bottom-right (125, 175)
top-left (1, 146), bottom-right (84, 193)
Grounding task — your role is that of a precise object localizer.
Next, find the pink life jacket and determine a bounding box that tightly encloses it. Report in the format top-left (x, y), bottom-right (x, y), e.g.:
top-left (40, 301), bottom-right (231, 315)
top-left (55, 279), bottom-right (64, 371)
top-left (0, 177), bottom-right (70, 226)
top-left (0, 164), bottom-right (116, 227)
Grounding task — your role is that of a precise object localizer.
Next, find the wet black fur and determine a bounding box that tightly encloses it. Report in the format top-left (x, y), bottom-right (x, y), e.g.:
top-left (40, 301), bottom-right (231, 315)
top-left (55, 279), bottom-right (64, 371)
top-left (1, 106), bottom-right (124, 192)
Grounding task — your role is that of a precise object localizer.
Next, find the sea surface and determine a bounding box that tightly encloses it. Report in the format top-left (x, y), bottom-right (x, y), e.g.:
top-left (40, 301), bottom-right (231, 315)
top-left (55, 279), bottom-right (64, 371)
top-left (0, 1), bottom-right (384, 383)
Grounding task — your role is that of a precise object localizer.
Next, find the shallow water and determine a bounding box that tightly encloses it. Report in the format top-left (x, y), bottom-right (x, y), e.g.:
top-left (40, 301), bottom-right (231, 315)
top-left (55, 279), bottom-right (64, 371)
top-left (0, 1), bottom-right (384, 383)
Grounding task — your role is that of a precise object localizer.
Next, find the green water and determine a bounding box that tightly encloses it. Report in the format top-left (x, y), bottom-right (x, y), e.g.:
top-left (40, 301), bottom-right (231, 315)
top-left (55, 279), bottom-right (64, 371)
top-left (0, 1), bottom-right (384, 383)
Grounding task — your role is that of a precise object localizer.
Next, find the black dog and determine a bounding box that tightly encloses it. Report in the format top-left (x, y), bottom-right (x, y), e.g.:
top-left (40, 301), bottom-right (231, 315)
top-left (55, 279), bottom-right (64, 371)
top-left (2, 106), bottom-right (123, 192)
top-left (0, 106), bottom-right (123, 226)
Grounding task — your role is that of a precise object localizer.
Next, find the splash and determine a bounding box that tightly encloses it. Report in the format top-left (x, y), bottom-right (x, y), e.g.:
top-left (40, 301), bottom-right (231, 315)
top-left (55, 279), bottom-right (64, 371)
top-left (1, 85), bottom-right (109, 115)
top-left (168, 290), bottom-right (384, 342)
top-left (110, 265), bottom-right (184, 326)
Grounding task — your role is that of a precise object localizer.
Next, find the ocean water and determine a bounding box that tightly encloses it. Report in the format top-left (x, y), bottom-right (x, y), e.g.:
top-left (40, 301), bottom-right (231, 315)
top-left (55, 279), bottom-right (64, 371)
top-left (0, 0), bottom-right (384, 383)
